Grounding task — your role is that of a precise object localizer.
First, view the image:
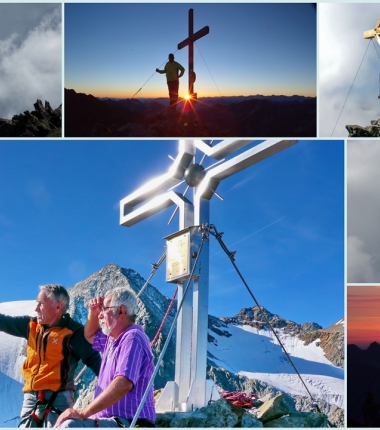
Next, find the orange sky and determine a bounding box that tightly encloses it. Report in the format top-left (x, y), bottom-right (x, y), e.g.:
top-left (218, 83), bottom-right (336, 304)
top-left (70, 86), bottom-right (317, 100)
top-left (348, 286), bottom-right (380, 348)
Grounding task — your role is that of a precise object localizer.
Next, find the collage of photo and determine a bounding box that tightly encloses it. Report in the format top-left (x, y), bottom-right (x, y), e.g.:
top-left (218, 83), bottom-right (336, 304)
top-left (0, 2), bottom-right (378, 429)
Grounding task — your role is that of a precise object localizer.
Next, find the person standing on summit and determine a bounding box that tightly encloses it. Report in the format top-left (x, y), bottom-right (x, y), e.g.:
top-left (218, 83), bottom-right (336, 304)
top-left (156, 53), bottom-right (185, 110)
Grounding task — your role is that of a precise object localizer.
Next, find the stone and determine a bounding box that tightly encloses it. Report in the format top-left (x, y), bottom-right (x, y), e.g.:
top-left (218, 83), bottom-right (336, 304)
top-left (262, 411), bottom-right (329, 428)
top-left (256, 392), bottom-right (295, 423)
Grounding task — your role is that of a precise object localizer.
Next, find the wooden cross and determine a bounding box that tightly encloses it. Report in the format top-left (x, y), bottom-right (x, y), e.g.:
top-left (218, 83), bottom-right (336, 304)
top-left (364, 19), bottom-right (380, 44)
top-left (178, 9), bottom-right (209, 99)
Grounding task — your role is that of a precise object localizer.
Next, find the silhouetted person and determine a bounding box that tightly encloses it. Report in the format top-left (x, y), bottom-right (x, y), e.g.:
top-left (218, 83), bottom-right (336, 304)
top-left (156, 53), bottom-right (185, 110)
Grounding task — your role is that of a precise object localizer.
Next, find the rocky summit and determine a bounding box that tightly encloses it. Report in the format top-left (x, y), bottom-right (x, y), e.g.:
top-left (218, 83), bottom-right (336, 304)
top-left (346, 119), bottom-right (380, 137)
top-left (0, 99), bottom-right (61, 137)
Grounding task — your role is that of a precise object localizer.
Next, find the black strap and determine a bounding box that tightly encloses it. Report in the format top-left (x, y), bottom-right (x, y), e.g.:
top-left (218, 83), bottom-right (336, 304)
top-left (46, 391), bottom-right (59, 409)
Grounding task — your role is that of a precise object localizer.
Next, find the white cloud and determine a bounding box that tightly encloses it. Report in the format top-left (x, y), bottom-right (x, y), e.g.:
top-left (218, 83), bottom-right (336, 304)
top-left (347, 140), bottom-right (380, 282)
top-left (0, 7), bottom-right (61, 119)
top-left (347, 235), bottom-right (377, 283)
top-left (319, 4), bottom-right (380, 137)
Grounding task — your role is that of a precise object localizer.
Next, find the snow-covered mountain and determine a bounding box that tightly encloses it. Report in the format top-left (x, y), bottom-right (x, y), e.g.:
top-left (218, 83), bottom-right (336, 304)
top-left (208, 313), bottom-right (343, 407)
top-left (0, 264), bottom-right (344, 427)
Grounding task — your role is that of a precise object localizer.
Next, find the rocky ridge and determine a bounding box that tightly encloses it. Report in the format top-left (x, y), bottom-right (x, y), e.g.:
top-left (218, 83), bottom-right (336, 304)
top-left (346, 119), bottom-right (380, 137)
top-left (65, 88), bottom-right (316, 138)
top-left (0, 99), bottom-right (61, 137)
top-left (220, 307), bottom-right (344, 368)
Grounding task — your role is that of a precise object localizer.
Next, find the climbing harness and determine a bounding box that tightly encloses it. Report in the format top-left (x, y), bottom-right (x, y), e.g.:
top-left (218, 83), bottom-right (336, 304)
top-left (18, 391), bottom-right (61, 428)
top-left (129, 223), bottom-right (331, 427)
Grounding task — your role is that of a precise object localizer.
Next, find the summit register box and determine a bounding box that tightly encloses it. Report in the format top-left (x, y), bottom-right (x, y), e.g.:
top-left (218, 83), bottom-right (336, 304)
top-left (165, 226), bottom-right (202, 283)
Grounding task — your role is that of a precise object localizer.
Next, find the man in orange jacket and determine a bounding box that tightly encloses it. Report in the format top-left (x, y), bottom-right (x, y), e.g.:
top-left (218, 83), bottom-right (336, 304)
top-left (0, 284), bottom-right (101, 427)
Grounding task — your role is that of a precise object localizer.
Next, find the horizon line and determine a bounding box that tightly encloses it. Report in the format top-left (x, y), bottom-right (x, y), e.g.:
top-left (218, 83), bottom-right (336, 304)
top-left (65, 88), bottom-right (317, 100)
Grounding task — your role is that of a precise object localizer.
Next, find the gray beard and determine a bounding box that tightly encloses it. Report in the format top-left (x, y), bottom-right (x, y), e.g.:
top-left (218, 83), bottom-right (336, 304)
top-left (101, 318), bottom-right (117, 336)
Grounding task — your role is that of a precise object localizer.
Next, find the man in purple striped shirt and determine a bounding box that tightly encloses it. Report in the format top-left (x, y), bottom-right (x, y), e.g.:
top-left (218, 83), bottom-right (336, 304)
top-left (55, 287), bottom-right (155, 428)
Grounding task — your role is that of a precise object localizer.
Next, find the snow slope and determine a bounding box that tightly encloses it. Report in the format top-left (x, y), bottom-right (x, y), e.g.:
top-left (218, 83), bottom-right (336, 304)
top-left (208, 323), bottom-right (344, 408)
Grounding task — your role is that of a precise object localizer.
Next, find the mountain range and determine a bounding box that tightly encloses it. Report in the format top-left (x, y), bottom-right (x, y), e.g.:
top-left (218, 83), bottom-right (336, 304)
top-left (65, 89), bottom-right (316, 138)
top-left (347, 341), bottom-right (380, 426)
top-left (0, 263), bottom-right (343, 427)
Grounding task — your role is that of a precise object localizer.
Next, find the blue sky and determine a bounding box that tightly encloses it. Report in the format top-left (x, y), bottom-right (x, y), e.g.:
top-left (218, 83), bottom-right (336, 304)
top-left (65, 3), bottom-right (316, 99)
top-left (0, 140), bottom-right (343, 328)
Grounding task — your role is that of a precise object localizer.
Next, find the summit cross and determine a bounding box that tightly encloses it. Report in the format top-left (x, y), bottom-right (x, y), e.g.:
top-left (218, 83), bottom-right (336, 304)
top-left (178, 8), bottom-right (209, 99)
top-left (364, 18), bottom-right (380, 44)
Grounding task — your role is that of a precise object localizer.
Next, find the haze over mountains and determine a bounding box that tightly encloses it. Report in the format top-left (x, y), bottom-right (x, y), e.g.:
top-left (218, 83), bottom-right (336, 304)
top-left (65, 89), bottom-right (316, 138)
top-left (0, 263), bottom-right (343, 427)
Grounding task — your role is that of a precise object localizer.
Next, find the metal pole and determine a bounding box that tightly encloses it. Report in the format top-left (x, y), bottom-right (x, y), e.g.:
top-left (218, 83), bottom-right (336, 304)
top-left (189, 9), bottom-right (194, 96)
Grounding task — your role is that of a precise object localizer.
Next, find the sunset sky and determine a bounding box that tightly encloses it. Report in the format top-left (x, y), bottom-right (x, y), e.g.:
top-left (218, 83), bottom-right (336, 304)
top-left (347, 286), bottom-right (380, 348)
top-left (64, 3), bottom-right (316, 99)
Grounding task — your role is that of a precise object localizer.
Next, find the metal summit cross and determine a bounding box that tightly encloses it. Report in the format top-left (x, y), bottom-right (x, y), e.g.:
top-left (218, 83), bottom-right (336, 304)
top-left (364, 19), bottom-right (380, 44)
top-left (178, 9), bottom-right (209, 99)
top-left (120, 139), bottom-right (297, 413)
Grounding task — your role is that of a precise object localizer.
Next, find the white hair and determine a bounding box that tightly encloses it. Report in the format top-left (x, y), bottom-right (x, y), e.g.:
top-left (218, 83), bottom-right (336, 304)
top-left (106, 287), bottom-right (139, 322)
top-left (39, 284), bottom-right (70, 313)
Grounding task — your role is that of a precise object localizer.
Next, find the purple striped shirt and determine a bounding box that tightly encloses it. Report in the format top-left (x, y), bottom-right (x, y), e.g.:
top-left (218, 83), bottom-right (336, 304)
top-left (92, 325), bottom-right (155, 421)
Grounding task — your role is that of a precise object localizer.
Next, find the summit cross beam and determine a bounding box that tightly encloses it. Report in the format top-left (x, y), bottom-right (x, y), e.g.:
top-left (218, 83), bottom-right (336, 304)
top-left (178, 9), bottom-right (209, 99)
top-left (364, 18), bottom-right (380, 45)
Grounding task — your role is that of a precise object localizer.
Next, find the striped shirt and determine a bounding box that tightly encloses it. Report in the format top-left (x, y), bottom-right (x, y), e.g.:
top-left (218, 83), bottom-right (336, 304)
top-left (92, 325), bottom-right (155, 422)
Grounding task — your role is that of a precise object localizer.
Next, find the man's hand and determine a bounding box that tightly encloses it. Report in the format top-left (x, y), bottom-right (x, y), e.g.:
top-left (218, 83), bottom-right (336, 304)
top-left (88, 296), bottom-right (104, 319)
top-left (54, 408), bottom-right (86, 427)
top-left (84, 296), bottom-right (104, 343)
top-left (156, 68), bottom-right (159, 72)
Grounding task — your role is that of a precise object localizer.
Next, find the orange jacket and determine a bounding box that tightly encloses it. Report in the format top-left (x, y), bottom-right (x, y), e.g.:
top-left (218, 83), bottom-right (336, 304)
top-left (0, 313), bottom-right (101, 392)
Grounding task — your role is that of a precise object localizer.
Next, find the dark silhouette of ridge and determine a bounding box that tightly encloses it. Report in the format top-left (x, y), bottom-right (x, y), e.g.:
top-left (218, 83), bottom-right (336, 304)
top-left (64, 88), bottom-right (316, 138)
top-left (348, 342), bottom-right (380, 427)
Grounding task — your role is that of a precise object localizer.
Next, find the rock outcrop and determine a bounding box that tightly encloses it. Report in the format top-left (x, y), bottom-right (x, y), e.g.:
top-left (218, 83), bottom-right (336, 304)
top-left (155, 394), bottom-right (331, 428)
top-left (346, 119), bottom-right (380, 137)
top-left (0, 99), bottom-right (61, 137)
